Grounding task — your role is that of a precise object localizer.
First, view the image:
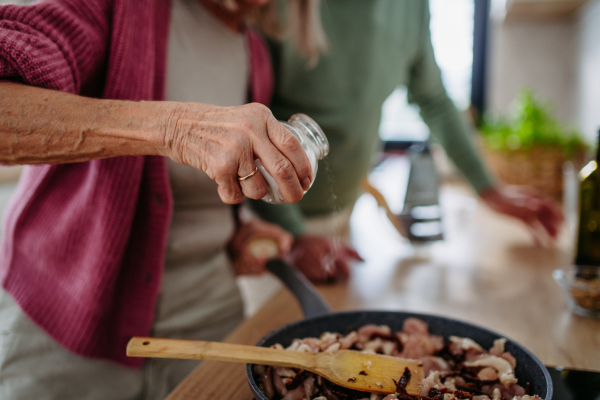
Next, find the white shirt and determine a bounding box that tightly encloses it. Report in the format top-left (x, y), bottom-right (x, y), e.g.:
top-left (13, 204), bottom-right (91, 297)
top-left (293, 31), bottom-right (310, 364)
top-left (157, 0), bottom-right (249, 331)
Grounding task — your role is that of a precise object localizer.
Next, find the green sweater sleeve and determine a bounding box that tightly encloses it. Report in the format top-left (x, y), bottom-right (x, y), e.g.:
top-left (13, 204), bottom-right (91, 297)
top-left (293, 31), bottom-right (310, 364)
top-left (407, 5), bottom-right (495, 194)
top-left (248, 199), bottom-right (307, 237)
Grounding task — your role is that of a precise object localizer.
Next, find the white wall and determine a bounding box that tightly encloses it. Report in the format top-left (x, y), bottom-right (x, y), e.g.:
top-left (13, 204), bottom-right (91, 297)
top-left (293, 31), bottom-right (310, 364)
top-left (577, 0), bottom-right (600, 142)
top-left (488, 17), bottom-right (578, 123)
top-left (488, 0), bottom-right (600, 142)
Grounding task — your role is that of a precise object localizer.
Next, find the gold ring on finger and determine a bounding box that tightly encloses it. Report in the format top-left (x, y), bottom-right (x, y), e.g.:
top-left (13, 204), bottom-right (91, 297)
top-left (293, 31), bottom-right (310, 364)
top-left (238, 167), bottom-right (258, 181)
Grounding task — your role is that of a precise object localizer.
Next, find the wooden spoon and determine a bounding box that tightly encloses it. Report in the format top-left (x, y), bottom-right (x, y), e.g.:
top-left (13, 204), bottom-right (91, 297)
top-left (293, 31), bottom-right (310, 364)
top-left (127, 337), bottom-right (423, 395)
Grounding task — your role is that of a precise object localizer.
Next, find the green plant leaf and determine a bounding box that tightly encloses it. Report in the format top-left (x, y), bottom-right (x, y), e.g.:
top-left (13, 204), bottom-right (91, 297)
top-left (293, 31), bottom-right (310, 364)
top-left (479, 88), bottom-right (589, 158)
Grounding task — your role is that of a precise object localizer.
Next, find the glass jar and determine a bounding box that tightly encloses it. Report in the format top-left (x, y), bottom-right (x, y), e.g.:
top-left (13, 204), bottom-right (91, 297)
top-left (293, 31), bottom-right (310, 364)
top-left (255, 114), bottom-right (329, 204)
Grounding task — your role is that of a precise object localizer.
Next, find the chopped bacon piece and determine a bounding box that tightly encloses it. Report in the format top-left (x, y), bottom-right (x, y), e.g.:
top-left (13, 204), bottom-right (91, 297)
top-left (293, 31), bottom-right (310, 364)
top-left (403, 318), bottom-right (429, 335)
top-left (272, 369), bottom-right (288, 397)
top-left (358, 324), bottom-right (392, 343)
top-left (339, 331), bottom-right (359, 350)
top-left (282, 384), bottom-right (305, 400)
top-left (465, 356), bottom-right (517, 386)
top-left (303, 374), bottom-right (315, 397)
top-left (420, 356), bottom-right (451, 376)
top-left (488, 339), bottom-right (506, 357)
top-left (320, 332), bottom-right (339, 351)
top-left (399, 334), bottom-right (444, 359)
top-left (500, 351), bottom-right (517, 368)
top-left (477, 367), bottom-right (498, 381)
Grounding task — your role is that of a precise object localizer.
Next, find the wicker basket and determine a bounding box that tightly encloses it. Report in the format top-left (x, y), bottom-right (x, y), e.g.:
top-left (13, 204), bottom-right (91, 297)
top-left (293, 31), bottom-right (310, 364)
top-left (482, 144), bottom-right (586, 202)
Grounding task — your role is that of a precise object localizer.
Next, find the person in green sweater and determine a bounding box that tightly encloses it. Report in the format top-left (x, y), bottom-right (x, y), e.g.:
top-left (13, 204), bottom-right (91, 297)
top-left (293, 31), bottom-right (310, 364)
top-left (252, 0), bottom-right (563, 281)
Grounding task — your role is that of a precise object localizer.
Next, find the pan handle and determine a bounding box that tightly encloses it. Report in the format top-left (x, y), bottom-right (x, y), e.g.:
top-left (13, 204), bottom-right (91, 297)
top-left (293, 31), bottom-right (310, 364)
top-left (266, 259), bottom-right (332, 318)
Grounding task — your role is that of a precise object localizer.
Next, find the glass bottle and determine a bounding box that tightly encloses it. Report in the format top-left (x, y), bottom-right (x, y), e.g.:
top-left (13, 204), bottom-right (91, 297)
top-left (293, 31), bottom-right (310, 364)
top-left (575, 129), bottom-right (600, 266)
top-left (256, 114), bottom-right (329, 204)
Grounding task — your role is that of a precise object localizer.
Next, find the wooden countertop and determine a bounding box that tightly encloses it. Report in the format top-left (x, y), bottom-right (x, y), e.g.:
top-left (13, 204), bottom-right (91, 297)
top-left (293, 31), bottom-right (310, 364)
top-left (166, 161), bottom-right (600, 400)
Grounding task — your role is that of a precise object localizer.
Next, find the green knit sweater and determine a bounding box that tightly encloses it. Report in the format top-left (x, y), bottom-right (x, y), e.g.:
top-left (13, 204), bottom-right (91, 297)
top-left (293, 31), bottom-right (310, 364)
top-left (251, 0), bottom-right (494, 236)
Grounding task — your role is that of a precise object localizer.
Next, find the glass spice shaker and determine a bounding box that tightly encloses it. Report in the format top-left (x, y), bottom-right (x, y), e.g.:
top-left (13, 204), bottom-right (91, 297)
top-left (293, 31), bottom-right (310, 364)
top-left (255, 113), bottom-right (329, 204)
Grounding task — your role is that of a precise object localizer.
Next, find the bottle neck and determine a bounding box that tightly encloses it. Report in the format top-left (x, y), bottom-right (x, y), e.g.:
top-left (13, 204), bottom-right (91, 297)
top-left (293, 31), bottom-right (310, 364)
top-left (596, 131), bottom-right (600, 163)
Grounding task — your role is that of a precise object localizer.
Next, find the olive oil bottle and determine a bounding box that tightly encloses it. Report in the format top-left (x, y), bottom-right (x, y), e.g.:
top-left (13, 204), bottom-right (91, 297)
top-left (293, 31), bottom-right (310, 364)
top-left (575, 130), bottom-right (600, 266)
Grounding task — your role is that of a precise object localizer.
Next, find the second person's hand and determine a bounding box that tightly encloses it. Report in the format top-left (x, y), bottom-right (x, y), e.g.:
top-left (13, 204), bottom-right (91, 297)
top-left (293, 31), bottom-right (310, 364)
top-left (228, 220), bottom-right (294, 276)
top-left (160, 102), bottom-right (313, 204)
top-left (480, 185), bottom-right (564, 245)
top-left (286, 235), bottom-right (363, 283)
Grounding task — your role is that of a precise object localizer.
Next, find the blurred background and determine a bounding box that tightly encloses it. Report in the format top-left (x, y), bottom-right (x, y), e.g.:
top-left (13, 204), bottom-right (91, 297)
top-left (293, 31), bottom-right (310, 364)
top-left (381, 0), bottom-right (600, 144)
top-left (378, 0), bottom-right (600, 233)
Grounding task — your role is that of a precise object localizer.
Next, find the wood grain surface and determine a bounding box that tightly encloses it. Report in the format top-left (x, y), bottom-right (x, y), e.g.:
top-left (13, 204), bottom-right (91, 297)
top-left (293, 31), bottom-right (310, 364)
top-left (166, 179), bottom-right (600, 400)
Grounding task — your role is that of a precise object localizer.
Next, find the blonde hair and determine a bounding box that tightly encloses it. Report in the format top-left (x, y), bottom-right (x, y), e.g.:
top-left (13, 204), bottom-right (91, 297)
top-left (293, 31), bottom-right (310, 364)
top-left (213, 0), bottom-right (328, 67)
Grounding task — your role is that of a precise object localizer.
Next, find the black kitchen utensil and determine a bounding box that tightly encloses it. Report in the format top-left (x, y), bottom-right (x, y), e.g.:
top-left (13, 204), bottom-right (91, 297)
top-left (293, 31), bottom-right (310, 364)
top-left (401, 143), bottom-right (444, 243)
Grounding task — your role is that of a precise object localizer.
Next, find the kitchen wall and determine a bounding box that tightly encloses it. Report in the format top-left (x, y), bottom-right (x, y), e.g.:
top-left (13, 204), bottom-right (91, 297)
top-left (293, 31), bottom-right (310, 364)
top-left (487, 0), bottom-right (600, 142)
top-left (487, 14), bottom-right (578, 123)
top-left (577, 0), bottom-right (600, 142)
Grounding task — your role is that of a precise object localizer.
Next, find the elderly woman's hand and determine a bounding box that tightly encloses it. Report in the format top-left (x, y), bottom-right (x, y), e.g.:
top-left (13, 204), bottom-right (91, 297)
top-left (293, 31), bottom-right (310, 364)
top-left (161, 102), bottom-right (312, 204)
top-left (480, 185), bottom-right (564, 245)
top-left (1, 83), bottom-right (312, 205)
top-left (228, 220), bottom-right (294, 275)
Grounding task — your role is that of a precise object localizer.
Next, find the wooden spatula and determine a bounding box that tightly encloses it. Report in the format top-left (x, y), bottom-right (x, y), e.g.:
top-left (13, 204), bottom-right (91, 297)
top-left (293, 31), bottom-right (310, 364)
top-left (127, 337), bottom-right (423, 395)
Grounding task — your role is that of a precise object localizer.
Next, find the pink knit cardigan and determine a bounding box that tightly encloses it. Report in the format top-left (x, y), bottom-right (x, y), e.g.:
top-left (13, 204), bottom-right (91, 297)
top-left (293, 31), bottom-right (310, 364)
top-left (0, 0), bottom-right (273, 368)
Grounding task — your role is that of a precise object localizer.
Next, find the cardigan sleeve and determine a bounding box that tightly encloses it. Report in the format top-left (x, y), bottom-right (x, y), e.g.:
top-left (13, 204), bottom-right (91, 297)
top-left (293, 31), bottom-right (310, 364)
top-left (0, 0), bottom-right (111, 94)
top-left (406, 3), bottom-right (495, 194)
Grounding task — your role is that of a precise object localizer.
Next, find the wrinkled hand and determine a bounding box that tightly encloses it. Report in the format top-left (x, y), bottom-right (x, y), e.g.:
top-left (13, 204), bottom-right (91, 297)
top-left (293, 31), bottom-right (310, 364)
top-left (228, 220), bottom-right (294, 275)
top-left (286, 235), bottom-right (363, 283)
top-left (480, 185), bottom-right (564, 245)
top-left (162, 102), bottom-right (312, 204)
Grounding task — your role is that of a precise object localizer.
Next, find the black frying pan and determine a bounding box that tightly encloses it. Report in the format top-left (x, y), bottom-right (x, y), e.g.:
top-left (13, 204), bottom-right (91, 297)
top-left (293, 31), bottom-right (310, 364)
top-left (246, 260), bottom-right (553, 399)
